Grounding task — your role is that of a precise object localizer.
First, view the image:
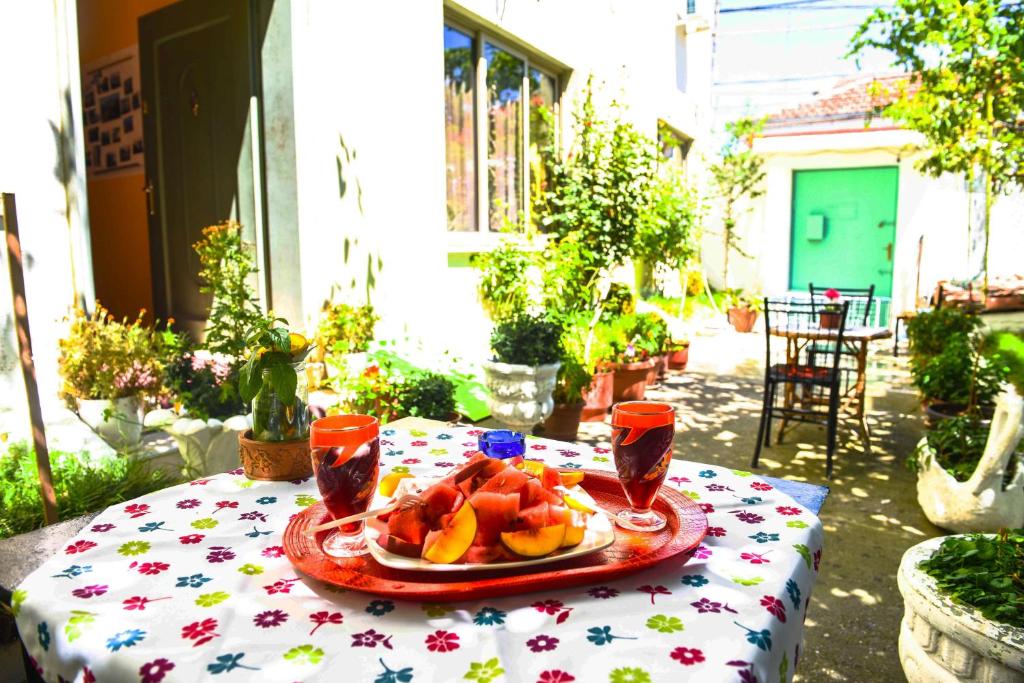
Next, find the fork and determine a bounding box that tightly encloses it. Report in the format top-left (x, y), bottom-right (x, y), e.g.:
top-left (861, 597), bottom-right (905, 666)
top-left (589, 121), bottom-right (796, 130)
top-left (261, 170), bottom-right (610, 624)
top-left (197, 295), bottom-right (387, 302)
top-left (304, 494), bottom-right (423, 536)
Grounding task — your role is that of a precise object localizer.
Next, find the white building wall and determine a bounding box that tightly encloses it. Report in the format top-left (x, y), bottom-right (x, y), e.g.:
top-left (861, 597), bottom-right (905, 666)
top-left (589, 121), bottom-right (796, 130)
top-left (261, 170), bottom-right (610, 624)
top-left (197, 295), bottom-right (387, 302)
top-left (289, 0), bottom-right (715, 360)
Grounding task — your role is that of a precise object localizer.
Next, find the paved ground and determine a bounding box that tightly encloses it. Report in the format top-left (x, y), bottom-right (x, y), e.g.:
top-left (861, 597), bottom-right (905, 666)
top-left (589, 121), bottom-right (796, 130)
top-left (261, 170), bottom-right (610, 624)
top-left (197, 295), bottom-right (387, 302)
top-left (574, 327), bottom-right (938, 683)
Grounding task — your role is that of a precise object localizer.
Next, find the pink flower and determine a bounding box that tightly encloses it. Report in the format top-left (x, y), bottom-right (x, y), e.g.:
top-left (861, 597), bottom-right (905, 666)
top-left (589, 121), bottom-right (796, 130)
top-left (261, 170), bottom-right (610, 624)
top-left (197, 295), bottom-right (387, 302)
top-left (139, 658), bottom-right (175, 683)
top-left (593, 447), bottom-right (610, 454)
top-left (181, 618), bottom-right (219, 646)
top-left (176, 499), bottom-right (201, 509)
top-left (671, 647), bottom-right (706, 666)
top-left (706, 526), bottom-right (727, 537)
top-left (262, 545), bottom-right (285, 558)
top-left (750, 481), bottom-right (773, 491)
top-left (410, 440), bottom-right (428, 447)
top-left (699, 503), bottom-right (715, 514)
top-left (190, 479), bottom-right (212, 486)
top-left (538, 671), bottom-right (575, 683)
top-left (814, 548), bottom-right (822, 571)
top-left (402, 458), bottom-right (421, 465)
top-left (466, 429), bottom-right (484, 436)
top-left (531, 599), bottom-right (565, 615)
top-left (125, 503), bottom-right (150, 518)
top-left (213, 500), bottom-right (238, 513)
top-left (526, 634), bottom-right (559, 652)
top-left (206, 546), bottom-right (236, 563)
top-left (179, 534), bottom-right (204, 545)
top-left (425, 630), bottom-right (459, 652)
top-left (740, 551), bottom-right (771, 565)
top-left (309, 611), bottom-right (343, 635)
top-left (65, 540), bottom-right (97, 554)
top-left (530, 444), bottom-right (548, 450)
top-left (90, 523), bottom-right (115, 532)
top-left (824, 288), bottom-right (841, 300)
top-left (135, 561), bottom-right (170, 575)
top-left (253, 609), bottom-right (288, 628)
top-left (587, 586), bottom-right (619, 599)
top-left (776, 506), bottom-right (801, 516)
top-left (72, 584), bottom-right (108, 599)
top-left (691, 545), bottom-right (712, 560)
top-left (351, 629), bottom-right (392, 649)
top-left (760, 595), bottom-right (787, 622)
top-left (264, 578), bottom-right (299, 595)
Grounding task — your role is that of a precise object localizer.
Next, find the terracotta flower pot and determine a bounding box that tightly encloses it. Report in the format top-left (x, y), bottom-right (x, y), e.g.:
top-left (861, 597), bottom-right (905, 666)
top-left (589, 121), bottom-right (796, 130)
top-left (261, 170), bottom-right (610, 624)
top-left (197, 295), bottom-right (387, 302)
top-left (612, 359), bottom-right (656, 402)
top-left (667, 347), bottom-right (689, 371)
top-left (645, 354), bottom-right (668, 386)
top-left (819, 311), bottom-right (842, 329)
top-left (238, 429), bottom-right (313, 481)
top-left (542, 401), bottom-right (585, 442)
top-left (581, 371), bottom-right (614, 422)
top-left (727, 307), bottom-right (759, 333)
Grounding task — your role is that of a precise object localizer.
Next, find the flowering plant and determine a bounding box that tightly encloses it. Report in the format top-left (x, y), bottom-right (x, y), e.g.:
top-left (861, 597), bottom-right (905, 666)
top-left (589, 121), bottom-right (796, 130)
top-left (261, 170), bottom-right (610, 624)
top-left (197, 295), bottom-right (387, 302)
top-left (822, 288), bottom-right (843, 313)
top-left (163, 337), bottom-right (245, 420)
top-left (337, 364), bottom-right (406, 424)
top-left (58, 303), bottom-right (165, 402)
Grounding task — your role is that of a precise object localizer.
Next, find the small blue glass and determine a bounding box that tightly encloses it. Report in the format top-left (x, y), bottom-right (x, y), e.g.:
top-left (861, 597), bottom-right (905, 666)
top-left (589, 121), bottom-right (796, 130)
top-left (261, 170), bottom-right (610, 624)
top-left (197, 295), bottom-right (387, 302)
top-left (478, 429), bottom-right (526, 463)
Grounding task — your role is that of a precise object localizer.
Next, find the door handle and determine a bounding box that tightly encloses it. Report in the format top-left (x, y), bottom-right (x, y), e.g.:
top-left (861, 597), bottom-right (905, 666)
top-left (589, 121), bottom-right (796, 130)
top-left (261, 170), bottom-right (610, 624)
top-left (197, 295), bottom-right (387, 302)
top-left (144, 182), bottom-right (156, 216)
top-left (885, 242), bottom-right (893, 261)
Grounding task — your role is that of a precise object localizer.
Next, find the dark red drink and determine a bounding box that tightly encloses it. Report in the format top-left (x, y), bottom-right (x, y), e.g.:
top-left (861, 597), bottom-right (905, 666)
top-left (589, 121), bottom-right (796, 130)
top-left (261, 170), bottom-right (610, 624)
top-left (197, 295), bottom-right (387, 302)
top-left (309, 414), bottom-right (380, 557)
top-left (610, 401), bottom-right (675, 532)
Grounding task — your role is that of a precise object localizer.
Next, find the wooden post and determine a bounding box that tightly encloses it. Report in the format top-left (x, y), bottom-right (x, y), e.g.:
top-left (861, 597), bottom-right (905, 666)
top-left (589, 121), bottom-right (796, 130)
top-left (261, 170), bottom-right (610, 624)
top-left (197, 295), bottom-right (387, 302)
top-left (2, 193), bottom-right (59, 525)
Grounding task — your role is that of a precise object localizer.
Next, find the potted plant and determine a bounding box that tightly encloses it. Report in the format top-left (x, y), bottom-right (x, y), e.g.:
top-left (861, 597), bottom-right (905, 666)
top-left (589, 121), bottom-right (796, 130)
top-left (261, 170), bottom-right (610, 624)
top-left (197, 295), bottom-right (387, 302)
top-left (236, 319), bottom-right (314, 480)
top-left (725, 289), bottom-right (760, 333)
top-left (818, 288), bottom-right (843, 329)
top-left (666, 338), bottom-right (691, 371)
top-left (603, 314), bottom-right (656, 402)
top-left (312, 297), bottom-right (378, 385)
top-left (402, 371), bottom-right (458, 422)
top-left (897, 530), bottom-right (1024, 682)
top-left (481, 314), bottom-right (562, 432)
top-left (58, 303), bottom-right (164, 449)
top-left (542, 357), bottom-right (591, 442)
top-left (630, 312), bottom-right (670, 385)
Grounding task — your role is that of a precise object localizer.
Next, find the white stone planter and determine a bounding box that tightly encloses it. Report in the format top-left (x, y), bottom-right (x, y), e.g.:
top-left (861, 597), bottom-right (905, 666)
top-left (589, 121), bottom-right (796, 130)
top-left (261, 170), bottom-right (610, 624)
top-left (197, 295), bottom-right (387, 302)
top-left (164, 414), bottom-right (251, 477)
top-left (77, 395), bottom-right (144, 449)
top-left (916, 387), bottom-right (1024, 533)
top-left (481, 360), bottom-right (560, 432)
top-left (898, 536), bottom-right (1024, 682)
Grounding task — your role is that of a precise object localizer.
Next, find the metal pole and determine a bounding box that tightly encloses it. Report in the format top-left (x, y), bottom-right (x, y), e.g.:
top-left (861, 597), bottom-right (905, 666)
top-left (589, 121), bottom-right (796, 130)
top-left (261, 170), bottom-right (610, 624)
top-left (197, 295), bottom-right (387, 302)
top-left (2, 193), bottom-right (59, 524)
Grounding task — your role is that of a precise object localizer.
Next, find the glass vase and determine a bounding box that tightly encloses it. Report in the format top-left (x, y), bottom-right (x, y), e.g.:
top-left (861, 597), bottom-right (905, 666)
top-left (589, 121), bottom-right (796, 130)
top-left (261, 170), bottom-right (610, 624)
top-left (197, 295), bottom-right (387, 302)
top-left (251, 362), bottom-right (310, 442)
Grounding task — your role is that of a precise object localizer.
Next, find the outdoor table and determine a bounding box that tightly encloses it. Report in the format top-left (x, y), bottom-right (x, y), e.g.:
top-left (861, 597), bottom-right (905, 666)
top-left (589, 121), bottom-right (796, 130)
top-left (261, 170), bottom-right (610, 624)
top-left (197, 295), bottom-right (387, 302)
top-left (770, 325), bottom-right (892, 450)
top-left (12, 424), bottom-right (825, 682)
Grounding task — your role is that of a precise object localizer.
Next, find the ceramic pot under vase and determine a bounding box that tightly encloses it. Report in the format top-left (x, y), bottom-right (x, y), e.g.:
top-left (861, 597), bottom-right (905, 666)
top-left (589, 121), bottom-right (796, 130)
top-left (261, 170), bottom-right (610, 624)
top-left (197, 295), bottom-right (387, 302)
top-left (667, 347), bottom-right (689, 371)
top-left (542, 401), bottom-right (585, 442)
top-left (77, 395), bottom-right (144, 449)
top-left (481, 360), bottom-right (560, 433)
top-left (727, 307), bottom-right (758, 333)
top-left (819, 310), bottom-right (842, 329)
top-left (581, 371), bottom-right (614, 422)
top-left (611, 359), bottom-right (656, 402)
top-left (238, 429), bottom-right (313, 481)
top-left (898, 536), bottom-right (1024, 682)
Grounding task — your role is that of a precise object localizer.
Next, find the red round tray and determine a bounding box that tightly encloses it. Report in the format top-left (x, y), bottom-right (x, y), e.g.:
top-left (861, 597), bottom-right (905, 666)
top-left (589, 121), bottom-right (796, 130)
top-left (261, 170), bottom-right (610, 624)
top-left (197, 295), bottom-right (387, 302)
top-left (284, 469), bottom-right (707, 601)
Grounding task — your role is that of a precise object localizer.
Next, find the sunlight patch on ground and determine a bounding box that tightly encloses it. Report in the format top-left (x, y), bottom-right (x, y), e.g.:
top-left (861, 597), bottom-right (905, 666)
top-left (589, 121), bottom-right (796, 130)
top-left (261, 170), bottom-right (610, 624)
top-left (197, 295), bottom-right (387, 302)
top-left (901, 525), bottom-right (927, 537)
top-left (867, 472), bottom-right (889, 481)
top-left (828, 586), bottom-right (879, 606)
top-left (850, 487), bottom-right (868, 498)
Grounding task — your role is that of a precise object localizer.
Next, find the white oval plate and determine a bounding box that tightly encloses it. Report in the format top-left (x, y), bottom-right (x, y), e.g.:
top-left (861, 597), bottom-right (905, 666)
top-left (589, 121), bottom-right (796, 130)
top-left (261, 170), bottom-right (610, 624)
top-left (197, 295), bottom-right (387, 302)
top-left (364, 483), bottom-right (615, 572)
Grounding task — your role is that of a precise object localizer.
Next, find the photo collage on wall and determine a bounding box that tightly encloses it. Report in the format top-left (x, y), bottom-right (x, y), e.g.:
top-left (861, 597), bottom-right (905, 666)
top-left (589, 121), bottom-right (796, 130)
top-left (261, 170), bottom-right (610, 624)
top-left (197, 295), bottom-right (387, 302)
top-left (82, 45), bottom-right (143, 177)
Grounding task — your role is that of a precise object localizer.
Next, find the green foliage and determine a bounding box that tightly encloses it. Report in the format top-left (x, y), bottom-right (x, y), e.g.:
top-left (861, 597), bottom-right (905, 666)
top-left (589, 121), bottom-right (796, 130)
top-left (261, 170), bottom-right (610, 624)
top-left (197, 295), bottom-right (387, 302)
top-left (985, 331), bottom-right (1024, 395)
top-left (599, 313), bottom-right (664, 363)
top-left (58, 303), bottom-right (165, 402)
top-left (554, 318), bottom-right (594, 405)
top-left (162, 340), bottom-right (245, 420)
top-left (490, 315), bottom-right (563, 366)
top-left (402, 372), bottom-right (456, 420)
top-left (193, 221), bottom-right (267, 358)
top-left (635, 166), bottom-right (700, 272)
top-left (918, 529), bottom-right (1024, 628)
top-left (709, 118), bottom-right (766, 288)
top-left (0, 442), bottom-right (174, 539)
top-left (315, 301), bottom-right (378, 356)
top-left (631, 312), bottom-right (670, 357)
top-left (723, 288), bottom-right (760, 311)
top-left (473, 238), bottom-right (545, 322)
top-left (921, 414), bottom-right (994, 482)
top-left (600, 283), bottom-right (636, 321)
top-left (850, 0), bottom-right (1024, 289)
top-left (239, 319), bottom-right (310, 441)
top-left (907, 308), bottom-right (982, 361)
top-left (339, 363), bottom-right (407, 425)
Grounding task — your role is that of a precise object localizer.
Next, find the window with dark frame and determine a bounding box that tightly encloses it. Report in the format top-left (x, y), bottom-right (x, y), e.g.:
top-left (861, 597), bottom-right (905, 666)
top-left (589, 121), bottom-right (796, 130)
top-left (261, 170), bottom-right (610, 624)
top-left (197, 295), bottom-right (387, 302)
top-left (444, 22), bottom-right (559, 234)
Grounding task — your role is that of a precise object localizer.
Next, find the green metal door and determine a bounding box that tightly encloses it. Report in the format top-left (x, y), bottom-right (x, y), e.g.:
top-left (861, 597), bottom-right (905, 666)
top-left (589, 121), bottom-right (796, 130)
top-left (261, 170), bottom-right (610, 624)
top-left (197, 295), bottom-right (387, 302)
top-left (790, 166), bottom-right (898, 297)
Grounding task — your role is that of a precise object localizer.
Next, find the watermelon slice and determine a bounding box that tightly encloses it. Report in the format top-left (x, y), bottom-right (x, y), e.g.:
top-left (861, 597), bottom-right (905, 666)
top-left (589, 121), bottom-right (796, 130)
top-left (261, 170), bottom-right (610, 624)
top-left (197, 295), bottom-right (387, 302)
top-left (514, 502), bottom-right (551, 531)
top-left (387, 505), bottom-right (429, 545)
top-left (476, 467), bottom-right (530, 496)
top-left (420, 483), bottom-right (462, 529)
top-left (468, 490), bottom-right (520, 544)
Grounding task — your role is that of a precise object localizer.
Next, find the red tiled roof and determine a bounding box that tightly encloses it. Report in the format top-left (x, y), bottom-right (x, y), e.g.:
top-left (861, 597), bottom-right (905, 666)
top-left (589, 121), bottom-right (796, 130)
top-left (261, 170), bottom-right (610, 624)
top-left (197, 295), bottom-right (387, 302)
top-left (767, 74), bottom-right (915, 125)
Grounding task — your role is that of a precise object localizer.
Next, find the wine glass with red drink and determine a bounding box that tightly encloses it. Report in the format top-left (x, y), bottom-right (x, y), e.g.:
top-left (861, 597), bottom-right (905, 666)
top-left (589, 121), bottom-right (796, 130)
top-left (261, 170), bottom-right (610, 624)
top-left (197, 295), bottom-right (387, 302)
top-left (610, 401), bottom-right (675, 532)
top-left (309, 414), bottom-right (381, 557)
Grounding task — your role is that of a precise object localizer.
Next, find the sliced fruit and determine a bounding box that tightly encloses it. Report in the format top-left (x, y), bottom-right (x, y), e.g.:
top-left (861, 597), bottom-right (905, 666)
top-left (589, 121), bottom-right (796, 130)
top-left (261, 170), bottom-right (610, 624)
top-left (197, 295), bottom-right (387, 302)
top-left (288, 332), bottom-right (309, 356)
top-left (422, 502), bottom-right (477, 564)
top-left (469, 491), bottom-right (520, 545)
top-left (515, 502), bottom-right (551, 531)
top-left (501, 523), bottom-right (566, 557)
top-left (516, 460), bottom-right (546, 478)
top-left (562, 491), bottom-right (596, 515)
top-left (385, 534), bottom-right (424, 558)
top-left (560, 523), bottom-right (586, 548)
top-left (541, 466), bottom-right (562, 491)
top-left (387, 505), bottom-right (429, 545)
top-left (420, 483), bottom-right (462, 528)
top-left (476, 467), bottom-right (530, 495)
top-left (378, 472), bottom-right (414, 497)
top-left (558, 471), bottom-right (584, 487)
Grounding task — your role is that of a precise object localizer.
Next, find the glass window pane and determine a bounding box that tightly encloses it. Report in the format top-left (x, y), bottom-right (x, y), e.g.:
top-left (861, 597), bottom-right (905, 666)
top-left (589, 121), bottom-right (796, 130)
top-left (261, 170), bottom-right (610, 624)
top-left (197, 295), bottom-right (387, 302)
top-left (529, 68), bottom-right (556, 230)
top-left (485, 42), bottom-right (525, 231)
top-left (444, 26), bottom-right (476, 232)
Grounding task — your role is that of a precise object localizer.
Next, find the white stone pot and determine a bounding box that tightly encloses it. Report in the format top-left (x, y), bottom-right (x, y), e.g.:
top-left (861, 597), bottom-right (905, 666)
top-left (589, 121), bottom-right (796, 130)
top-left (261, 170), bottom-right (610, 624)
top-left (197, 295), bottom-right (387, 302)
top-left (898, 536), bottom-right (1024, 682)
top-left (481, 360), bottom-right (560, 433)
top-left (165, 414), bottom-right (250, 477)
top-left (77, 395), bottom-right (144, 449)
top-left (916, 387), bottom-right (1024, 533)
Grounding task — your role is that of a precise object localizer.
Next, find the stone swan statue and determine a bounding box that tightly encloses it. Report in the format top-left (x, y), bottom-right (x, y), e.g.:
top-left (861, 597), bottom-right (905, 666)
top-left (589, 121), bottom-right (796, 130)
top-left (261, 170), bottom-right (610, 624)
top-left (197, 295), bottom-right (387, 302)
top-left (916, 387), bottom-right (1024, 533)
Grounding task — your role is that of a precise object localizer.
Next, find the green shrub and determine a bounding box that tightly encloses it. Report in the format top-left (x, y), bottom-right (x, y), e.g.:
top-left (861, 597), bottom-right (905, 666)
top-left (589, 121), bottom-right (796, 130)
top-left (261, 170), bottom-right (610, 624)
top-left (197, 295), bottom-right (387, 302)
top-left (600, 283), bottom-right (636, 321)
top-left (913, 336), bottom-right (1006, 406)
top-left (316, 302), bottom-right (378, 356)
top-left (402, 372), bottom-right (456, 420)
top-left (490, 315), bottom-right (563, 366)
top-left (985, 331), bottom-right (1024, 395)
top-left (918, 529), bottom-right (1024, 628)
top-left (0, 443), bottom-right (174, 539)
top-left (906, 307), bottom-right (982, 364)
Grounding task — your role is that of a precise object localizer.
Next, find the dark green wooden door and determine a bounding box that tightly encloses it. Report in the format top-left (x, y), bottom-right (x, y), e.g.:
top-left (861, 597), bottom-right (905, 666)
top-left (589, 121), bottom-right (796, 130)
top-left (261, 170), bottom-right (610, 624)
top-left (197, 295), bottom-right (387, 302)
top-left (790, 167), bottom-right (898, 297)
top-left (139, 0), bottom-right (256, 335)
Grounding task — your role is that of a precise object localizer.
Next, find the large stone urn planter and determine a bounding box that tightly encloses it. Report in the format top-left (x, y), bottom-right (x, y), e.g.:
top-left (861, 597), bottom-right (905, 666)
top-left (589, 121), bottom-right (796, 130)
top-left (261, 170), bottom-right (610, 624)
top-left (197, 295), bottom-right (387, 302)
top-left (481, 360), bottom-right (560, 432)
top-left (77, 395), bottom-right (144, 449)
top-left (898, 536), bottom-right (1024, 682)
top-left (916, 388), bottom-right (1024, 533)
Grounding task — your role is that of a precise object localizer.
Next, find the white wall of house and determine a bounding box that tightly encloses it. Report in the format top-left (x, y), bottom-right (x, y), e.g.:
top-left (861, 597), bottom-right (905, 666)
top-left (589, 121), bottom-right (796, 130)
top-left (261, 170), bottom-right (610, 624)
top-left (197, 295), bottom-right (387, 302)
top-left (711, 126), bottom-right (1024, 316)
top-left (0, 0), bottom-right (92, 432)
top-left (288, 0), bottom-right (715, 360)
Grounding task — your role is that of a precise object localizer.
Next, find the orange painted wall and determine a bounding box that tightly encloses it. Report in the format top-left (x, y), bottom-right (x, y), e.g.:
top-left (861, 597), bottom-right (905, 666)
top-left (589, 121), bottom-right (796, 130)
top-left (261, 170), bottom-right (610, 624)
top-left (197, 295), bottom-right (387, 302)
top-left (77, 0), bottom-right (178, 319)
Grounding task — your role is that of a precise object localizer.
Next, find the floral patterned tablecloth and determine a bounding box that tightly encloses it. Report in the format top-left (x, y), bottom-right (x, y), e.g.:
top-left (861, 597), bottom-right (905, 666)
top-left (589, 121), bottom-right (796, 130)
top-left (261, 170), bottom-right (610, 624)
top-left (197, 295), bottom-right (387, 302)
top-left (14, 426), bottom-right (824, 683)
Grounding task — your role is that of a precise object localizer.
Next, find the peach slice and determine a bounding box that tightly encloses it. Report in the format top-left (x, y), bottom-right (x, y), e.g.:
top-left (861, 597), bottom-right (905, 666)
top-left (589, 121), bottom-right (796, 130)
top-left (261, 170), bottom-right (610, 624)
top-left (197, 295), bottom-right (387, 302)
top-left (379, 472), bottom-right (414, 497)
top-left (516, 460), bottom-right (546, 478)
top-left (500, 523), bottom-right (565, 557)
top-left (560, 523), bottom-right (586, 548)
top-left (562, 491), bottom-right (596, 515)
top-left (558, 471), bottom-right (584, 487)
top-left (422, 501), bottom-right (477, 564)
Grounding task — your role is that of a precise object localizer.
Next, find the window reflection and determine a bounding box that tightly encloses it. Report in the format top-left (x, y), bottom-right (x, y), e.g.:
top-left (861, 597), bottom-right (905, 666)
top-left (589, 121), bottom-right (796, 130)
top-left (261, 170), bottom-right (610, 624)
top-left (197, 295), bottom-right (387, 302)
top-left (529, 68), bottom-right (556, 230)
top-left (444, 26), bottom-right (476, 232)
top-left (485, 42), bottom-right (524, 231)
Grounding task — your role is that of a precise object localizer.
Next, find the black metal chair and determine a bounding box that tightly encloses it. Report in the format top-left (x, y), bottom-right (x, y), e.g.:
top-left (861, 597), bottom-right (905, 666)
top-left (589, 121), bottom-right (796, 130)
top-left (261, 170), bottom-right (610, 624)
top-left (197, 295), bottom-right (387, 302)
top-left (752, 298), bottom-right (850, 479)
